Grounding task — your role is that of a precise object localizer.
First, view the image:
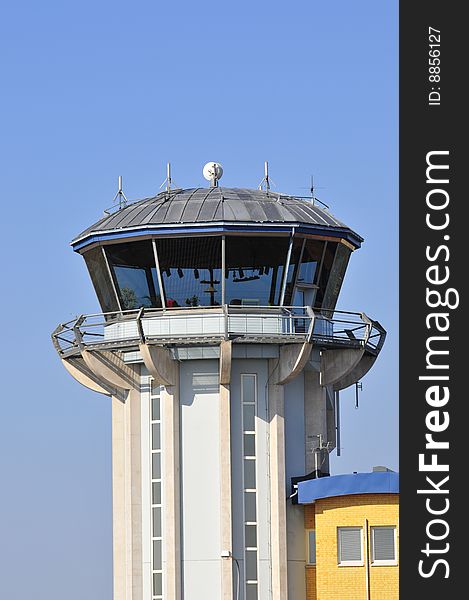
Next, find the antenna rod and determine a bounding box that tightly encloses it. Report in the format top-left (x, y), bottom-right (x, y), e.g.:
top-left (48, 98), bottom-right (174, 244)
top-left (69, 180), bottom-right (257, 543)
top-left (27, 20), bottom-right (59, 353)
top-left (335, 391), bottom-right (341, 456)
top-left (166, 162), bottom-right (172, 192)
top-left (355, 381), bottom-right (363, 409)
top-left (112, 175), bottom-right (128, 210)
top-left (160, 161), bottom-right (177, 192)
top-left (258, 160), bottom-right (271, 191)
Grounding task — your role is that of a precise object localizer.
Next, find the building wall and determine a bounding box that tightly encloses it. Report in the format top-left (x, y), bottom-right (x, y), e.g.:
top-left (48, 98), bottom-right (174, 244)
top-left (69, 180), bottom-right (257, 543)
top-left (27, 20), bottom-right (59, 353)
top-left (135, 354), bottom-right (336, 600)
top-left (180, 360), bottom-right (222, 598)
top-left (305, 565), bottom-right (317, 600)
top-left (304, 494), bottom-right (399, 600)
top-left (304, 508), bottom-right (317, 600)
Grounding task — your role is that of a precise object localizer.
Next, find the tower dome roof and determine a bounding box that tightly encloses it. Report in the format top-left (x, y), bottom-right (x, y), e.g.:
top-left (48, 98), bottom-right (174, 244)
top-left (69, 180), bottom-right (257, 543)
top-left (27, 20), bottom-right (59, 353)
top-left (72, 187), bottom-right (363, 251)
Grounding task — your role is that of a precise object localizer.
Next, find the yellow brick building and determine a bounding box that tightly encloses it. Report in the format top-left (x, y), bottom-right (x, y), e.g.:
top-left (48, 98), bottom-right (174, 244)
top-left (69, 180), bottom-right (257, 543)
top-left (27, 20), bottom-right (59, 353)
top-left (298, 470), bottom-right (399, 600)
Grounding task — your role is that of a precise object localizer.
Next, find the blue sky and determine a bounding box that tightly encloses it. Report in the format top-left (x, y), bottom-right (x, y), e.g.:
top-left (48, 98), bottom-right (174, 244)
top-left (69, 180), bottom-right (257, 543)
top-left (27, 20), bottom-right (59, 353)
top-left (0, 1), bottom-right (397, 598)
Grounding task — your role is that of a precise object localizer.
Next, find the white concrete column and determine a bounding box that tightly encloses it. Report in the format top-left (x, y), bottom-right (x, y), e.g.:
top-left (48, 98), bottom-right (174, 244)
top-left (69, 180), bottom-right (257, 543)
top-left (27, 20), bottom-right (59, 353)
top-left (304, 369), bottom-right (328, 473)
top-left (268, 360), bottom-right (288, 600)
top-left (112, 392), bottom-right (133, 600)
top-left (129, 387), bottom-right (143, 600)
top-left (219, 383), bottom-right (233, 599)
top-left (219, 341), bottom-right (233, 599)
top-left (161, 376), bottom-right (182, 600)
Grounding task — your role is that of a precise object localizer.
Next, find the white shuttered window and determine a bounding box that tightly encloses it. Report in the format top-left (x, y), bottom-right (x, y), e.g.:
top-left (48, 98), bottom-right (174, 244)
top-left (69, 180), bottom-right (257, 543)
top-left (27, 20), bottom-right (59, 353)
top-left (337, 527), bottom-right (363, 565)
top-left (371, 527), bottom-right (397, 565)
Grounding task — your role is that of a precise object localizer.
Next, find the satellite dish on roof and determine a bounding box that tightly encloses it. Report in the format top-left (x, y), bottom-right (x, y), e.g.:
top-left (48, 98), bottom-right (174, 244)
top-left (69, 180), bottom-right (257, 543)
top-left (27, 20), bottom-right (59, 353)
top-left (203, 162), bottom-right (223, 187)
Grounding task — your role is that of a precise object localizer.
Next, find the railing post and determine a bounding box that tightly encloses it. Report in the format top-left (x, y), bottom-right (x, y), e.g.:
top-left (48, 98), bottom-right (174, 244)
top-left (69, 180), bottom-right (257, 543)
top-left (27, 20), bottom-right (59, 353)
top-left (73, 315), bottom-right (86, 350)
top-left (51, 323), bottom-right (65, 354)
top-left (306, 306), bottom-right (316, 342)
top-left (223, 304), bottom-right (229, 340)
top-left (360, 312), bottom-right (373, 347)
top-left (136, 307), bottom-right (146, 344)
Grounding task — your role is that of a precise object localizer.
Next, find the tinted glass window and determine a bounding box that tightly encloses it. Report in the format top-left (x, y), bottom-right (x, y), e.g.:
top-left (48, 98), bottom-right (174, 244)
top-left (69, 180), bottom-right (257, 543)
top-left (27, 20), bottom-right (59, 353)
top-left (283, 238), bottom-right (304, 305)
top-left (225, 236), bottom-right (289, 306)
top-left (156, 237), bottom-right (222, 307)
top-left (314, 242), bottom-right (337, 308)
top-left (83, 246), bottom-right (120, 313)
top-left (321, 243), bottom-right (351, 310)
top-left (297, 239), bottom-right (325, 286)
top-left (106, 240), bottom-right (161, 310)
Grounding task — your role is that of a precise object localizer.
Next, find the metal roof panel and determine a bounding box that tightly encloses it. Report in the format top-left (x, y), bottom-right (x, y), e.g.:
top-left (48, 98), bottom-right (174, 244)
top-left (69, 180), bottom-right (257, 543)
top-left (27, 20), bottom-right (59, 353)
top-left (73, 187), bottom-right (363, 248)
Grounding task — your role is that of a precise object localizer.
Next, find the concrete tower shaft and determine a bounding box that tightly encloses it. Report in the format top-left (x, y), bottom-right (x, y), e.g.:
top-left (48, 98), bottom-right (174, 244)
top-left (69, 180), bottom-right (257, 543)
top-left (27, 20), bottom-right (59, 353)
top-left (52, 185), bottom-right (385, 600)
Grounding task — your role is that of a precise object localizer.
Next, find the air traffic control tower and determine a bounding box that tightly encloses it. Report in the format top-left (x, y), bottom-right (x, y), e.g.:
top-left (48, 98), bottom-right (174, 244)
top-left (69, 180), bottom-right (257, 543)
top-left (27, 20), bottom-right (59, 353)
top-left (52, 163), bottom-right (385, 600)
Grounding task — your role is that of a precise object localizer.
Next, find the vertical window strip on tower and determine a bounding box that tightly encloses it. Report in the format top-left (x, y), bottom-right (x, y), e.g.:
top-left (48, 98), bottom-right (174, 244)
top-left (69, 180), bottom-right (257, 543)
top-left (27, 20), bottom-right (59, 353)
top-left (306, 530), bottom-right (316, 565)
top-left (241, 374), bottom-right (258, 600)
top-left (151, 384), bottom-right (163, 599)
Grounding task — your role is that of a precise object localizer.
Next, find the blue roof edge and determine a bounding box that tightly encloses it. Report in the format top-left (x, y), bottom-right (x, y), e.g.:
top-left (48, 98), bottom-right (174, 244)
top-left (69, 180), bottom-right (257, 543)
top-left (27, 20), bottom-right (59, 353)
top-left (71, 223), bottom-right (363, 253)
top-left (297, 472), bottom-right (399, 504)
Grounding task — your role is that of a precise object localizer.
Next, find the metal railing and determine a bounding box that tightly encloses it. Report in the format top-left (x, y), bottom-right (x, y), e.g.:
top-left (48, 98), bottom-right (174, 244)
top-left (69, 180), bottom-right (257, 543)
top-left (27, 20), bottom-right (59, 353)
top-left (52, 305), bottom-right (385, 358)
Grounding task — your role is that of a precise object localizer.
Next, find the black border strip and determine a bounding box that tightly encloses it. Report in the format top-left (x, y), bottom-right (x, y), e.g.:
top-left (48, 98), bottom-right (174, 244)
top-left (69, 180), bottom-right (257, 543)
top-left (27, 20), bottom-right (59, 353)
top-left (400, 2), bottom-right (464, 595)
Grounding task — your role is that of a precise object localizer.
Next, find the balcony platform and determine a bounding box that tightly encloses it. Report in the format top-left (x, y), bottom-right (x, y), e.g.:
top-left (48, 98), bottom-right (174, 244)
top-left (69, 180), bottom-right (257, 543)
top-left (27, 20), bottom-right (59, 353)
top-left (52, 306), bottom-right (385, 360)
